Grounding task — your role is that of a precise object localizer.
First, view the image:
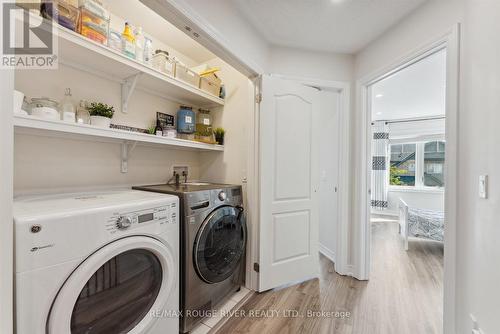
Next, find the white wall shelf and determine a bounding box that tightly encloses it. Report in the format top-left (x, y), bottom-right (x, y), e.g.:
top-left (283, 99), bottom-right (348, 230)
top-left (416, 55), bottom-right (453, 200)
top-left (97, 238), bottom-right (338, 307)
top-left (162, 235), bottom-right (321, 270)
top-left (50, 17), bottom-right (225, 109)
top-left (14, 115), bottom-right (224, 152)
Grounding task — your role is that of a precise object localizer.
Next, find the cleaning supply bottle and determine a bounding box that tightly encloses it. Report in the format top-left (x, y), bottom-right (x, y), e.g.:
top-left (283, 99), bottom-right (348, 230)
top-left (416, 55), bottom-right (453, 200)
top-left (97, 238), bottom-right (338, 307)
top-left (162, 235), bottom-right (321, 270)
top-left (134, 26), bottom-right (145, 63)
top-left (121, 22), bottom-right (136, 59)
top-left (144, 36), bottom-right (153, 65)
top-left (60, 88), bottom-right (76, 123)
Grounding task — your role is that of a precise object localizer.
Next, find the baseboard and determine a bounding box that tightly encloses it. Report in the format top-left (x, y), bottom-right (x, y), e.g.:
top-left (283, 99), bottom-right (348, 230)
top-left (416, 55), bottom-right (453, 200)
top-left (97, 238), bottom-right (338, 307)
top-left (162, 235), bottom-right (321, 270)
top-left (318, 243), bottom-right (336, 263)
top-left (371, 211), bottom-right (398, 218)
top-left (345, 265), bottom-right (355, 277)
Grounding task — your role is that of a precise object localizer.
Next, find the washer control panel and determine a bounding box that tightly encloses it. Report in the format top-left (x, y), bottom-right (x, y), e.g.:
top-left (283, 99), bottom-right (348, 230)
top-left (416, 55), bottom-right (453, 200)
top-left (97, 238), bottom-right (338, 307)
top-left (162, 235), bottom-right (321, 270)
top-left (218, 190), bottom-right (227, 201)
top-left (106, 202), bottom-right (177, 234)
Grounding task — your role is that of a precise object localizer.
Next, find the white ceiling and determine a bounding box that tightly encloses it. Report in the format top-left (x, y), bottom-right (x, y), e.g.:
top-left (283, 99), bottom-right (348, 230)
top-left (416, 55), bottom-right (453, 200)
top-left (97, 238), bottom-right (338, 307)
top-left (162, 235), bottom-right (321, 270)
top-left (231, 0), bottom-right (428, 54)
top-left (371, 49), bottom-right (446, 121)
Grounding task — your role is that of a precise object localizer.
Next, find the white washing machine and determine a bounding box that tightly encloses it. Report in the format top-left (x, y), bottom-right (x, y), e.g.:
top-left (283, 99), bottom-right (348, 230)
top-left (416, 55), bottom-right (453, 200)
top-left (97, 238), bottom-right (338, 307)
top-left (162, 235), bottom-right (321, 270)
top-left (14, 190), bottom-right (179, 334)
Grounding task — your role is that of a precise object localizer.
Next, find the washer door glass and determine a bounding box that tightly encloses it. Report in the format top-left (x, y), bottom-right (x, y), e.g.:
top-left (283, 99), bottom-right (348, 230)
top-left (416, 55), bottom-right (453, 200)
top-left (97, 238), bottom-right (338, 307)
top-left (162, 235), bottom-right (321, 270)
top-left (194, 206), bottom-right (246, 283)
top-left (71, 249), bottom-right (162, 334)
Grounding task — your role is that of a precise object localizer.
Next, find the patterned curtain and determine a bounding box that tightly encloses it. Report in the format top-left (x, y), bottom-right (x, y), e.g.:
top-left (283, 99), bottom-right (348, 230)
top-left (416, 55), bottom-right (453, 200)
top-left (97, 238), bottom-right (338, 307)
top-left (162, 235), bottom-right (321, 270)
top-left (371, 121), bottom-right (389, 210)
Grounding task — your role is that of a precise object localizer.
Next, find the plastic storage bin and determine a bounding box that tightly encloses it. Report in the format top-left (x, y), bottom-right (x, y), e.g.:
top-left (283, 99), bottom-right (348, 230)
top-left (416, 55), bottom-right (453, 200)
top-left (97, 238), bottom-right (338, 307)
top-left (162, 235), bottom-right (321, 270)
top-left (199, 73), bottom-right (222, 97)
top-left (41, 0), bottom-right (80, 31)
top-left (78, 7), bottom-right (109, 45)
top-left (175, 64), bottom-right (200, 87)
top-left (78, 0), bottom-right (109, 20)
top-left (152, 50), bottom-right (175, 76)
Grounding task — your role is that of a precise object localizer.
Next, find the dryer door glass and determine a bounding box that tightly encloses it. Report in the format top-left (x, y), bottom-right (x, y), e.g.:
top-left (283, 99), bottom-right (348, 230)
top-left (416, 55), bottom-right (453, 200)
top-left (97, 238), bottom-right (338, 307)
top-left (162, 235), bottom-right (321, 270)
top-left (194, 206), bottom-right (246, 283)
top-left (70, 249), bottom-right (162, 334)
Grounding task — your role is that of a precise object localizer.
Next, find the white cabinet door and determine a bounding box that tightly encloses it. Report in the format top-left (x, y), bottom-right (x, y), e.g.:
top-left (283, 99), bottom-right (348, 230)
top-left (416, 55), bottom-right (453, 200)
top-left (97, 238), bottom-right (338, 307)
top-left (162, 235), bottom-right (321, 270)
top-left (258, 75), bottom-right (320, 292)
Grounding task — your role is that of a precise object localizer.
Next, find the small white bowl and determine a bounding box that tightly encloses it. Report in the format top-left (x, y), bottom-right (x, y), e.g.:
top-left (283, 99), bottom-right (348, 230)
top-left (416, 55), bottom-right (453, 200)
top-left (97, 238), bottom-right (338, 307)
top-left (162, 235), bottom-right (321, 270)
top-left (31, 106), bottom-right (59, 120)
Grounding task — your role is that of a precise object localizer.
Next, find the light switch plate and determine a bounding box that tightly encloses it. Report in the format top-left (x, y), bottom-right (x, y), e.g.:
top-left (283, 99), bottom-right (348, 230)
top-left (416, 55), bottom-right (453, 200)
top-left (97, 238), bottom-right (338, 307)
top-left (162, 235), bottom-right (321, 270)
top-left (479, 175), bottom-right (488, 199)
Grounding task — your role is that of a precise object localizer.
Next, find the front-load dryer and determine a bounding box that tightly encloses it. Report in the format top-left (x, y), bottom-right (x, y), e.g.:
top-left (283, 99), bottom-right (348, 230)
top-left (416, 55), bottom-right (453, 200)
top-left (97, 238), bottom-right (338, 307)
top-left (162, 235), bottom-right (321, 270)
top-left (13, 190), bottom-right (179, 334)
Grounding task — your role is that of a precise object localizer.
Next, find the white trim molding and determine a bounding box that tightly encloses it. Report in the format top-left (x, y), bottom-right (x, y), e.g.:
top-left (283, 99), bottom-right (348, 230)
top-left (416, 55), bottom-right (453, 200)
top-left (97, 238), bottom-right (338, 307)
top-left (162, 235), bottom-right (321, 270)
top-left (0, 45), bottom-right (15, 334)
top-left (355, 24), bottom-right (460, 334)
top-left (319, 243), bottom-right (336, 264)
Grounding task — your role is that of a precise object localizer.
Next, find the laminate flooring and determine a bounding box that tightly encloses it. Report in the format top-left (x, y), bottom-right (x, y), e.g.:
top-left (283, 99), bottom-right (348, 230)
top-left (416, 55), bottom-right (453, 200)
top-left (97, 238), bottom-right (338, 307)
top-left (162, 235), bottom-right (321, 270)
top-left (215, 219), bottom-right (443, 334)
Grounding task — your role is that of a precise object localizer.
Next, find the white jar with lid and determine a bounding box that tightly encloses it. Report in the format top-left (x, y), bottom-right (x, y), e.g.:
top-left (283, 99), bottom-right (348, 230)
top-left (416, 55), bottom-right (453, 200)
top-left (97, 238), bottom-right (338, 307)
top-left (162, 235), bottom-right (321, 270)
top-left (30, 97), bottom-right (60, 120)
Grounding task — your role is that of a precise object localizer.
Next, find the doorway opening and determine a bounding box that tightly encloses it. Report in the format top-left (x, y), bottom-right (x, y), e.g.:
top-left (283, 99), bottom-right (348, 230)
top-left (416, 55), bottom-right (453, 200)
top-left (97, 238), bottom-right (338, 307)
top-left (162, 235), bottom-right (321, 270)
top-left (368, 48), bottom-right (447, 332)
top-left (357, 25), bottom-right (460, 334)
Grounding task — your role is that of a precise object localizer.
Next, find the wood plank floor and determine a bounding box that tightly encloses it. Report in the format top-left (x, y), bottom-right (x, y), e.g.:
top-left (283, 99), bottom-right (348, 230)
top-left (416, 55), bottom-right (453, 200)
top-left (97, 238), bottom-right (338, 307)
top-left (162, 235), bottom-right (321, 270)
top-left (215, 219), bottom-right (443, 334)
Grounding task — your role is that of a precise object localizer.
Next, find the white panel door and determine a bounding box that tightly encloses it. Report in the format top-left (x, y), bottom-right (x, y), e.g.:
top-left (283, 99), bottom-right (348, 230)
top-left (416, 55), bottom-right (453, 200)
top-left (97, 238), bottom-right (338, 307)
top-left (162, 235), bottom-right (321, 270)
top-left (258, 75), bottom-right (320, 292)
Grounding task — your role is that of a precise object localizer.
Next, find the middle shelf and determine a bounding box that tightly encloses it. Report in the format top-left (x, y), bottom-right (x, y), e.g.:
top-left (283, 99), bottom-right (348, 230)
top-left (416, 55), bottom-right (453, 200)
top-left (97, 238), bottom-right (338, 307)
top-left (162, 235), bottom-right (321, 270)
top-left (14, 115), bottom-right (225, 152)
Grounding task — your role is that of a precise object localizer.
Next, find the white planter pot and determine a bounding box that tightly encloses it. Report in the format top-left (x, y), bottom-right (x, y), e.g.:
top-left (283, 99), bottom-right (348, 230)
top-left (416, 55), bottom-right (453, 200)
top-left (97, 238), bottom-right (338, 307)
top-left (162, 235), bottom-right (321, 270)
top-left (90, 116), bottom-right (112, 128)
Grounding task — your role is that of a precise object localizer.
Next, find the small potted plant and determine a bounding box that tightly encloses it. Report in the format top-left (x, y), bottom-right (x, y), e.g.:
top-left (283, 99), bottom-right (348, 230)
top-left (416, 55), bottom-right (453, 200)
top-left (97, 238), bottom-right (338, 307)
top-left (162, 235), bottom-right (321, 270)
top-left (214, 127), bottom-right (225, 145)
top-left (88, 102), bottom-right (115, 128)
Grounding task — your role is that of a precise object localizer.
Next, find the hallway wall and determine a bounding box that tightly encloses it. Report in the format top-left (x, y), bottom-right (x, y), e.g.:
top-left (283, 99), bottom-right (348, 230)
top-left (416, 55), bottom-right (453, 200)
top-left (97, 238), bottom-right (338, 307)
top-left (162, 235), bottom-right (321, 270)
top-left (352, 0), bottom-right (465, 332)
top-left (456, 1), bottom-right (500, 333)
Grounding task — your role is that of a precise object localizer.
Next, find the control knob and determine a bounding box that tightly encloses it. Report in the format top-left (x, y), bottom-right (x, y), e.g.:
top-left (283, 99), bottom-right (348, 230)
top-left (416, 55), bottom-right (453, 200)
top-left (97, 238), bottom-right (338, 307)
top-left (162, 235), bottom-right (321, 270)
top-left (117, 216), bottom-right (133, 229)
top-left (218, 191), bottom-right (227, 201)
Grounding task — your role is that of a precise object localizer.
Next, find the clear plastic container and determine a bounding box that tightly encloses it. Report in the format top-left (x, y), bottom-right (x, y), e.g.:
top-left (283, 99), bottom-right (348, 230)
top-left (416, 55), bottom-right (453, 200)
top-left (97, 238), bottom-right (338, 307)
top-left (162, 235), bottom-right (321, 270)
top-left (107, 29), bottom-right (122, 51)
top-left (175, 63), bottom-right (200, 87)
top-left (78, 0), bottom-right (109, 20)
top-left (152, 50), bottom-right (175, 76)
top-left (41, 0), bottom-right (80, 31)
top-left (78, 7), bottom-right (109, 45)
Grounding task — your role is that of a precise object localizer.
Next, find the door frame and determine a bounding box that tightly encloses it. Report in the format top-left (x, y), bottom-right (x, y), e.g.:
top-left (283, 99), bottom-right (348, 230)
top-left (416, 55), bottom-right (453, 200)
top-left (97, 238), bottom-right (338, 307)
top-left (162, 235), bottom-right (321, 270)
top-left (355, 24), bottom-right (460, 334)
top-left (0, 72), bottom-right (14, 334)
top-left (271, 74), bottom-right (351, 277)
top-left (0, 0), bottom-right (15, 329)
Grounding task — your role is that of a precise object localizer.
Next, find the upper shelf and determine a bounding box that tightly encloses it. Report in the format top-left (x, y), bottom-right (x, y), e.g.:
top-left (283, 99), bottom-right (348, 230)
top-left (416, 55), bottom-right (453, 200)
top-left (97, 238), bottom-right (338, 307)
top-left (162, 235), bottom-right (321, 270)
top-left (14, 115), bottom-right (224, 152)
top-left (47, 17), bottom-right (225, 108)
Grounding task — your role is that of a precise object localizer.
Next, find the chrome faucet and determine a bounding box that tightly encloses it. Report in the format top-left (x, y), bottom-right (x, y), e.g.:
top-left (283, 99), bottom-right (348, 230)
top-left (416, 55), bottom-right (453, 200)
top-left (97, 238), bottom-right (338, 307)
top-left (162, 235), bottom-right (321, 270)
top-left (167, 169), bottom-right (188, 187)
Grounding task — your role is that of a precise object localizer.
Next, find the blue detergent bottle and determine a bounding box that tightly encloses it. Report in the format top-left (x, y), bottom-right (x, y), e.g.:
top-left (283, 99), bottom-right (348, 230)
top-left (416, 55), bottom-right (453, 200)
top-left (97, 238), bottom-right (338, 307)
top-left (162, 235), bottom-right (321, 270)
top-left (177, 106), bottom-right (195, 133)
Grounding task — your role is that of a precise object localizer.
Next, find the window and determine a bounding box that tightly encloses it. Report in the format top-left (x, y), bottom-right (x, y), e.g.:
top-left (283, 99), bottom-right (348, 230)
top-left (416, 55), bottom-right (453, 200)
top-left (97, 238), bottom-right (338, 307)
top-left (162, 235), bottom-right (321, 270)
top-left (424, 141), bottom-right (445, 187)
top-left (390, 140), bottom-right (445, 189)
top-left (390, 143), bottom-right (416, 186)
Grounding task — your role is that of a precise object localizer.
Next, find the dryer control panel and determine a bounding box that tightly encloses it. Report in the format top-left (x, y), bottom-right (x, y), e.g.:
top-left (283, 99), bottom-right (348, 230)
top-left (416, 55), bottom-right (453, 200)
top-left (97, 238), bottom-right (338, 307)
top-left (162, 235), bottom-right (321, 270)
top-left (106, 202), bottom-right (177, 234)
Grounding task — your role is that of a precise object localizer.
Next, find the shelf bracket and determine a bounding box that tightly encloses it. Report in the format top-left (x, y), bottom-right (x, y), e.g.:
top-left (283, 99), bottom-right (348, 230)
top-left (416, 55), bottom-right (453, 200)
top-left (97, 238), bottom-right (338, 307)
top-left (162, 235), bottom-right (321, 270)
top-left (121, 73), bottom-right (140, 114)
top-left (121, 141), bottom-right (138, 173)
